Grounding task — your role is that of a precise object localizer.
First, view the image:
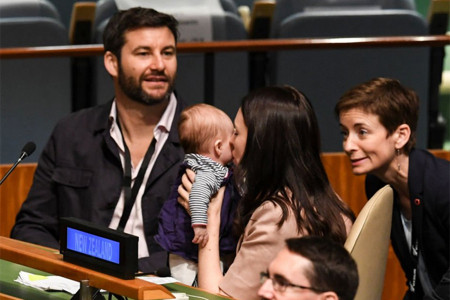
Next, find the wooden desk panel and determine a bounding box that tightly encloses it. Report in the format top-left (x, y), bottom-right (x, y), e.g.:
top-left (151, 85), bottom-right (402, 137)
top-left (0, 163), bottom-right (36, 238)
top-left (0, 237), bottom-right (173, 300)
top-left (0, 237), bottom-right (233, 300)
top-left (0, 293), bottom-right (22, 300)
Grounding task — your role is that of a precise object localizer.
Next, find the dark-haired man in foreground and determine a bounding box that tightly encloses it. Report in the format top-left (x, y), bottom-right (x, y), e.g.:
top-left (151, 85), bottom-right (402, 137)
top-left (258, 236), bottom-right (359, 300)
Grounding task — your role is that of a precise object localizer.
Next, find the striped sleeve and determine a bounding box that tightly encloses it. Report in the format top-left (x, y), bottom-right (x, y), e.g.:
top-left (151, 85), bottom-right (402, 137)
top-left (184, 154), bottom-right (228, 226)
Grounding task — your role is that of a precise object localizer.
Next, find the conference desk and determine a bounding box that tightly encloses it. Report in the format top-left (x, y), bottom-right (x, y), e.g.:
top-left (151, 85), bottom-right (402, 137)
top-left (1, 258), bottom-right (71, 300)
top-left (0, 237), bottom-right (232, 300)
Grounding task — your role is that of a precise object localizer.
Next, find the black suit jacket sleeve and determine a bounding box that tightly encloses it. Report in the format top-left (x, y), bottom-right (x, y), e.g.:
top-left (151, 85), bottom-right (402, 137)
top-left (11, 130), bottom-right (61, 248)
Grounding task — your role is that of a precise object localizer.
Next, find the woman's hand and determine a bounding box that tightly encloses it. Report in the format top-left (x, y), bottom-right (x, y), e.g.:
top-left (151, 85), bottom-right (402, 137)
top-left (197, 185), bottom-right (226, 293)
top-left (177, 168), bottom-right (195, 215)
top-left (177, 168), bottom-right (225, 220)
top-left (208, 186), bottom-right (225, 221)
top-left (177, 168), bottom-right (226, 292)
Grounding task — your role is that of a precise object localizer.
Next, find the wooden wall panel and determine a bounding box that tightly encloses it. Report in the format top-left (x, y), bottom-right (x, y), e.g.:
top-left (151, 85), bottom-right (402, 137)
top-left (1, 150), bottom-right (448, 300)
top-left (0, 163), bottom-right (36, 237)
top-left (321, 152), bottom-right (367, 214)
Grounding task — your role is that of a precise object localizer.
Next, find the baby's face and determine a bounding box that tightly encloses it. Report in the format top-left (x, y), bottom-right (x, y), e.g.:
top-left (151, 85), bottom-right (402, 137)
top-left (218, 120), bottom-right (234, 166)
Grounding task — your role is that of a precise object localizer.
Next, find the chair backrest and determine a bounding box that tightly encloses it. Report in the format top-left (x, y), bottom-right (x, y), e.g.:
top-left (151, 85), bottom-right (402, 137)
top-left (271, 0), bottom-right (416, 32)
top-left (0, 0), bottom-right (61, 19)
top-left (344, 185), bottom-right (394, 300)
top-left (0, 0), bottom-right (71, 163)
top-left (88, 0), bottom-right (248, 118)
top-left (268, 9), bottom-right (429, 151)
top-left (220, 0), bottom-right (240, 15)
top-left (93, 0), bottom-right (240, 30)
top-left (69, 2), bottom-right (96, 44)
top-left (248, 0), bottom-right (276, 39)
top-left (233, 0), bottom-right (254, 9)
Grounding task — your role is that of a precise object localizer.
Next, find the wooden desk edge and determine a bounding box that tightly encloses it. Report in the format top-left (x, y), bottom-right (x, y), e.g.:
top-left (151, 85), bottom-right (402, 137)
top-left (0, 237), bottom-right (173, 300)
top-left (0, 292), bottom-right (22, 300)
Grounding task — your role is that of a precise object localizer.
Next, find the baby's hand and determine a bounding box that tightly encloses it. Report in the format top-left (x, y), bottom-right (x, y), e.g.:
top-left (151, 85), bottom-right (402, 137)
top-left (192, 225), bottom-right (209, 248)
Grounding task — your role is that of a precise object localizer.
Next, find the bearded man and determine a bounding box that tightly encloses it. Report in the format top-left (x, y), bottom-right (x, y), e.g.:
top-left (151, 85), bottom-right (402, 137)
top-left (11, 7), bottom-right (185, 274)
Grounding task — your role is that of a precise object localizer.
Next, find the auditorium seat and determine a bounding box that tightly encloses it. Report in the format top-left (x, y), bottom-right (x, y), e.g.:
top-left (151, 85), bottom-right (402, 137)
top-left (267, 9), bottom-right (430, 152)
top-left (234, 0), bottom-right (254, 9)
top-left (69, 2), bottom-right (96, 44)
top-left (220, 0), bottom-right (241, 16)
top-left (88, 0), bottom-right (248, 118)
top-left (248, 0), bottom-right (276, 39)
top-left (344, 185), bottom-right (394, 300)
top-left (427, 0), bottom-right (449, 148)
top-left (0, 0), bottom-right (62, 19)
top-left (92, 0), bottom-right (240, 29)
top-left (271, 0), bottom-right (416, 33)
top-left (0, 0), bottom-right (71, 164)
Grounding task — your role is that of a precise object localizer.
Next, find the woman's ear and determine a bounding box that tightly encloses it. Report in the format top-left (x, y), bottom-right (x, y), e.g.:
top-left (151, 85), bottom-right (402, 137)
top-left (394, 124), bottom-right (411, 150)
top-left (104, 51), bottom-right (119, 77)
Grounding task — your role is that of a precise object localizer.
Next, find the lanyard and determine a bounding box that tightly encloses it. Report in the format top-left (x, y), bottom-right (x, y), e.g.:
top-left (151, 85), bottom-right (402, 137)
top-left (409, 197), bottom-right (423, 293)
top-left (117, 123), bottom-right (156, 231)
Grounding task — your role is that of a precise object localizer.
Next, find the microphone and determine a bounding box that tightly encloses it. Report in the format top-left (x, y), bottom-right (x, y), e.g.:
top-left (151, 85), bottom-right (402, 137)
top-left (0, 141), bottom-right (36, 186)
top-left (135, 266), bottom-right (171, 277)
top-left (19, 141), bottom-right (36, 161)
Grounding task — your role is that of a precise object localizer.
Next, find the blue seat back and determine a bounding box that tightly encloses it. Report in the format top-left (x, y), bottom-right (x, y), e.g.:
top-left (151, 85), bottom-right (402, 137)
top-left (0, 0), bottom-right (71, 163)
top-left (268, 9), bottom-right (429, 151)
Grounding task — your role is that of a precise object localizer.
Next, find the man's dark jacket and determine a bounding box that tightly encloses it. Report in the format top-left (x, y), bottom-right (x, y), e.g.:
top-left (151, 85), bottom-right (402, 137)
top-left (11, 99), bottom-right (185, 272)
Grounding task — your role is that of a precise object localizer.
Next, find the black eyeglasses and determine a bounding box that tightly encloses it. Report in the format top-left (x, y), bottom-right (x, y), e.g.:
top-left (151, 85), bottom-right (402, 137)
top-left (260, 272), bottom-right (324, 293)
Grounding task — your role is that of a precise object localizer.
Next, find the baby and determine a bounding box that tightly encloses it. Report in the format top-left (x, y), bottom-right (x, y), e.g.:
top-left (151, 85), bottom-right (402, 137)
top-left (155, 103), bottom-right (238, 285)
top-left (180, 103), bottom-right (234, 246)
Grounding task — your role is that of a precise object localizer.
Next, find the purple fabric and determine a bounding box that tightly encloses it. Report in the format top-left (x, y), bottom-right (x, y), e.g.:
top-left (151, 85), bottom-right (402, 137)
top-left (155, 163), bottom-right (239, 262)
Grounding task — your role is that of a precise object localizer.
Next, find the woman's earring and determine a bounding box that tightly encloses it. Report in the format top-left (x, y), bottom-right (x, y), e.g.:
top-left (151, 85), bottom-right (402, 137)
top-left (396, 148), bottom-right (401, 172)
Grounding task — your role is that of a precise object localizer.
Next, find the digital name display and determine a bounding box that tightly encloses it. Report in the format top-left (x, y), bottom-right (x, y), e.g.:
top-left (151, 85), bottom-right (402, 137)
top-left (66, 227), bottom-right (120, 264)
top-left (60, 217), bottom-right (138, 279)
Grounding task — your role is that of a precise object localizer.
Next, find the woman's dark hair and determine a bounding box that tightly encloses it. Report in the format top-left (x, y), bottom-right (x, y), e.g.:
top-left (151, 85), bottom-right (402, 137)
top-left (234, 86), bottom-right (355, 244)
top-left (103, 7), bottom-right (179, 61)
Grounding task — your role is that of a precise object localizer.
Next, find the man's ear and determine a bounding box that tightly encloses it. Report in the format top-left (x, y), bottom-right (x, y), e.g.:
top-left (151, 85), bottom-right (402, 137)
top-left (394, 124), bottom-right (411, 150)
top-left (104, 51), bottom-right (119, 77)
top-left (320, 291), bottom-right (339, 300)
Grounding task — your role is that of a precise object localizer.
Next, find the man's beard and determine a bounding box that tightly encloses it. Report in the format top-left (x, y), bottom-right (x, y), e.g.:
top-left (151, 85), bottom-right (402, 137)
top-left (118, 65), bottom-right (173, 106)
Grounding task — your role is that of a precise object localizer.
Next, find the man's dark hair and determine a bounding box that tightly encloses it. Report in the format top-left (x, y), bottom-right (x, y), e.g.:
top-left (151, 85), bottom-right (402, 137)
top-left (286, 236), bottom-right (359, 300)
top-left (103, 7), bottom-right (179, 61)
